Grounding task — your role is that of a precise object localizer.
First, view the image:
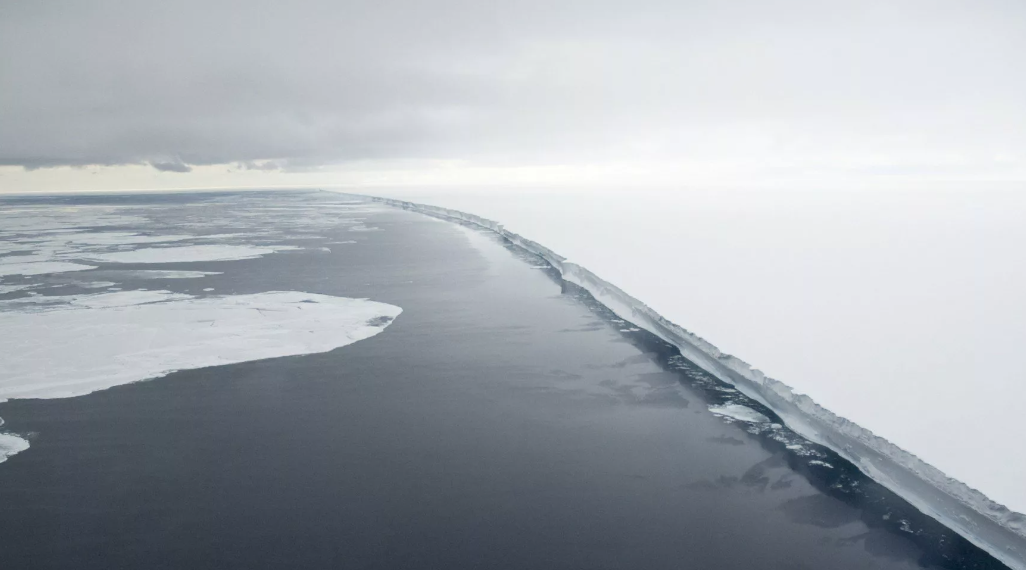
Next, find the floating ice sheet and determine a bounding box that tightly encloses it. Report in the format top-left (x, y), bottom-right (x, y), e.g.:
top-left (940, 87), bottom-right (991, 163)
top-left (708, 403), bottom-right (771, 423)
top-left (0, 283), bottom-right (36, 295)
top-left (0, 432), bottom-right (29, 464)
top-left (83, 244), bottom-right (298, 264)
top-left (0, 290), bottom-right (401, 402)
top-left (100, 270), bottom-right (223, 280)
top-left (0, 262), bottom-right (97, 277)
top-left (66, 232), bottom-right (193, 245)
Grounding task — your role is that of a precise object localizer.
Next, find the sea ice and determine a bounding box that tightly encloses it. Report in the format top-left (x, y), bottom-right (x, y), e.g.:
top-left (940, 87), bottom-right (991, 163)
top-left (0, 432), bottom-right (29, 464)
top-left (708, 403), bottom-right (770, 424)
top-left (0, 283), bottom-right (36, 295)
top-left (102, 270), bottom-right (223, 279)
top-left (83, 244), bottom-right (298, 264)
top-left (0, 262), bottom-right (97, 277)
top-left (0, 290), bottom-right (402, 402)
top-left (56, 232), bottom-right (194, 245)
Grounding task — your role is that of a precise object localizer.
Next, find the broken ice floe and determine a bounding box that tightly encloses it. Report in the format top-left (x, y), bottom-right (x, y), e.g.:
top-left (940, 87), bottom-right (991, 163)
top-left (708, 403), bottom-right (771, 424)
top-left (0, 290), bottom-right (402, 402)
top-left (96, 270), bottom-right (222, 280)
top-left (0, 262), bottom-right (97, 277)
top-left (0, 283), bottom-right (37, 295)
top-left (83, 244), bottom-right (298, 264)
top-left (51, 232), bottom-right (194, 246)
top-left (0, 432), bottom-right (29, 464)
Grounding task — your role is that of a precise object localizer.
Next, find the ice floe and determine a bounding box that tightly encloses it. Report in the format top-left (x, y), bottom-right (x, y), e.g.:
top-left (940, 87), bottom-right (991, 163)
top-left (52, 232), bottom-right (194, 246)
top-left (0, 432), bottom-right (29, 464)
top-left (0, 283), bottom-right (36, 295)
top-left (708, 403), bottom-right (771, 424)
top-left (83, 244), bottom-right (298, 264)
top-left (0, 261), bottom-right (97, 277)
top-left (100, 270), bottom-right (223, 280)
top-left (0, 290), bottom-right (402, 402)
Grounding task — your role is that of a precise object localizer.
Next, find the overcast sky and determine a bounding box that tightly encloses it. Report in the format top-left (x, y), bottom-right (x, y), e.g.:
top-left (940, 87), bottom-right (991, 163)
top-left (2, 0), bottom-right (1025, 192)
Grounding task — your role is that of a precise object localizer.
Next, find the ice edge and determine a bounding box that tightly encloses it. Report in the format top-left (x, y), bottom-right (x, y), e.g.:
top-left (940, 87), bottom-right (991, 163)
top-left (352, 192), bottom-right (1026, 570)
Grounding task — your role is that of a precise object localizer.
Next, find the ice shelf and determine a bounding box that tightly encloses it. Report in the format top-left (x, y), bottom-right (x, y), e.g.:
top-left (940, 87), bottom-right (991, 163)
top-left (350, 192), bottom-right (1026, 570)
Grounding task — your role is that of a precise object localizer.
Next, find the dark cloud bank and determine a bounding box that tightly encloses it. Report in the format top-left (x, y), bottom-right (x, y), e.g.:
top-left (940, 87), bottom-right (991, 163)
top-left (1, 0), bottom-right (1024, 173)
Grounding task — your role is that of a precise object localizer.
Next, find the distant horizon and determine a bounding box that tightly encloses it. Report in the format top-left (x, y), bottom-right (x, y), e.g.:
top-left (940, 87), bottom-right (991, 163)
top-left (3, 0), bottom-right (1025, 194)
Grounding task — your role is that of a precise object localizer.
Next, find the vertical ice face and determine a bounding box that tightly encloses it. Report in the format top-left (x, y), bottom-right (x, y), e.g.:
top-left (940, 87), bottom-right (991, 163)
top-left (349, 191), bottom-right (1026, 570)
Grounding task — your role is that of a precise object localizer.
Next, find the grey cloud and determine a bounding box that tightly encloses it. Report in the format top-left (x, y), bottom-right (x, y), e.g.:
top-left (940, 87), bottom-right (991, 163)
top-left (1, 0), bottom-right (1024, 175)
top-left (149, 159), bottom-right (193, 173)
top-left (237, 160), bottom-right (285, 171)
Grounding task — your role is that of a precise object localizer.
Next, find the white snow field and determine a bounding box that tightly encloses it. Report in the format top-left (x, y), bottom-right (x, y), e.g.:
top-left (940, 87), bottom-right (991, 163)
top-left (344, 187), bottom-right (1026, 569)
top-left (0, 290), bottom-right (402, 463)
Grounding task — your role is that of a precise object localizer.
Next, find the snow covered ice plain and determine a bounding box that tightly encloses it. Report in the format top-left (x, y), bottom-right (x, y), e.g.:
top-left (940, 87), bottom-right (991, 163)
top-left (343, 187), bottom-right (1026, 570)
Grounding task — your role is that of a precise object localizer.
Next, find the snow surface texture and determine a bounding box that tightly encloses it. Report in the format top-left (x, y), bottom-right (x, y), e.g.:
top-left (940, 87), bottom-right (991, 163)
top-left (345, 189), bottom-right (1026, 570)
top-left (0, 290), bottom-right (401, 402)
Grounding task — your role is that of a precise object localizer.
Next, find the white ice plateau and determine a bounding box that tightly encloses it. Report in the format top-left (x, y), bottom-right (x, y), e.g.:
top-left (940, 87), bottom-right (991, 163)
top-left (344, 189), bottom-right (1026, 570)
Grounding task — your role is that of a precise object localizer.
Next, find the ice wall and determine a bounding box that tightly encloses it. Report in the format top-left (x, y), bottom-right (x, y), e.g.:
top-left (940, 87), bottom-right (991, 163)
top-left (353, 192), bottom-right (1026, 570)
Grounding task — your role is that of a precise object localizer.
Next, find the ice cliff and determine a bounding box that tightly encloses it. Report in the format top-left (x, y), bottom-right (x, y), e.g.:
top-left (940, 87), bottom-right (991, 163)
top-left (354, 192), bottom-right (1026, 570)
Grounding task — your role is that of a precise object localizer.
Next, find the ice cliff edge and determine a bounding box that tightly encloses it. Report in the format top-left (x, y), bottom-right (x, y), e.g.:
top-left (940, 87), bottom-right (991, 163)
top-left (346, 192), bottom-right (1026, 570)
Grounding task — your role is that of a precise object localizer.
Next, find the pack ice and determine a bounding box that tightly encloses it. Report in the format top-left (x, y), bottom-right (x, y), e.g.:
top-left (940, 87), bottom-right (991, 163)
top-left (0, 290), bottom-right (402, 463)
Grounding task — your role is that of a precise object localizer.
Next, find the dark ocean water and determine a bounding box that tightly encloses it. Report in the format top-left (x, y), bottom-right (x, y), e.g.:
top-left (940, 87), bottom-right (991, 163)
top-left (0, 191), bottom-right (1008, 569)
